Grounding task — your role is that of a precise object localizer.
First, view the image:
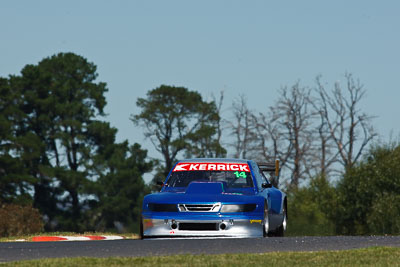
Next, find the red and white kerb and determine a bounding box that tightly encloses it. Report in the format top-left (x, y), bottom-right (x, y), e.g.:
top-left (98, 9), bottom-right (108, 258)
top-left (173, 163), bottom-right (250, 172)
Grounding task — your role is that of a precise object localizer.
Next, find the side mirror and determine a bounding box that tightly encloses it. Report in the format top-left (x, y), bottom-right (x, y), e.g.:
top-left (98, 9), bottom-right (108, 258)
top-left (156, 181), bottom-right (164, 186)
top-left (262, 183), bottom-right (272, 189)
top-left (270, 178), bottom-right (279, 188)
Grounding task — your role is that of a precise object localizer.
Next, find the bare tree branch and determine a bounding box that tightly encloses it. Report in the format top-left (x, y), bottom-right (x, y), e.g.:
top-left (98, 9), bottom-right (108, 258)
top-left (227, 95), bottom-right (257, 159)
top-left (315, 73), bottom-right (377, 170)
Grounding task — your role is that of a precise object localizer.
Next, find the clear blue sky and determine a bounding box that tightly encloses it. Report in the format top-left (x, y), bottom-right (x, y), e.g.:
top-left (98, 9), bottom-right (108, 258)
top-left (1, 0), bottom-right (399, 162)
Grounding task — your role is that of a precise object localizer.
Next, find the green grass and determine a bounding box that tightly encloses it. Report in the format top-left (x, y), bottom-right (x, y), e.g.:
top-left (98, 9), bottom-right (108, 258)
top-left (0, 232), bottom-right (138, 242)
top-left (3, 247), bottom-right (400, 266)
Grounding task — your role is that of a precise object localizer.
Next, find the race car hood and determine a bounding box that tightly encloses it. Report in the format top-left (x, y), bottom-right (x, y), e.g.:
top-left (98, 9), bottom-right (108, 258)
top-left (144, 182), bottom-right (262, 204)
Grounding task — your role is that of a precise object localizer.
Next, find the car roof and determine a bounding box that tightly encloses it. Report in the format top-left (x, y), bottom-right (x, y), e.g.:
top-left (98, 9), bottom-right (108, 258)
top-left (178, 158), bottom-right (251, 164)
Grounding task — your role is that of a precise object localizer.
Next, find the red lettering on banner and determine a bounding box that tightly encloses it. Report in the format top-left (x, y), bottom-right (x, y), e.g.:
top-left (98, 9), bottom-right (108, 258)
top-left (172, 163), bottom-right (250, 172)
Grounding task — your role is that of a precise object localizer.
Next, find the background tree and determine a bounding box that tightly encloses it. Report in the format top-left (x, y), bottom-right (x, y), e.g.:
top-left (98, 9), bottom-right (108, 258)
top-left (309, 85), bottom-right (338, 178)
top-left (184, 92), bottom-right (226, 158)
top-left (188, 91), bottom-right (226, 158)
top-left (13, 53), bottom-right (110, 231)
top-left (227, 95), bottom-right (257, 159)
top-left (286, 175), bottom-right (336, 236)
top-left (251, 109), bottom-right (291, 187)
top-left (3, 52), bottom-right (151, 232)
top-left (336, 143), bottom-right (400, 235)
top-left (0, 77), bottom-right (34, 204)
top-left (91, 142), bottom-right (153, 232)
top-left (212, 91), bottom-right (225, 156)
top-left (271, 83), bottom-right (315, 188)
top-left (315, 73), bottom-right (377, 170)
top-left (131, 85), bottom-right (225, 186)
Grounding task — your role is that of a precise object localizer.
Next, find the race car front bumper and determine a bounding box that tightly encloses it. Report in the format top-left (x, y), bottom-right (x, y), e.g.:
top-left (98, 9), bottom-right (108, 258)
top-left (142, 217), bottom-right (264, 238)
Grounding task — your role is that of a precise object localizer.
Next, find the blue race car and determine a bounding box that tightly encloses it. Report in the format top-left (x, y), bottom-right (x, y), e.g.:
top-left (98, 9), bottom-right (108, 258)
top-left (140, 158), bottom-right (287, 238)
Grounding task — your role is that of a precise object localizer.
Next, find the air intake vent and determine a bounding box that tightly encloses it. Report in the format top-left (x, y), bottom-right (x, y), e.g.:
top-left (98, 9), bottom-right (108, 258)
top-left (178, 203), bottom-right (221, 212)
top-left (179, 223), bottom-right (218, 231)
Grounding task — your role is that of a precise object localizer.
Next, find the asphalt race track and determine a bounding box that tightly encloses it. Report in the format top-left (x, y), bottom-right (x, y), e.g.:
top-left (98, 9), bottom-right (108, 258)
top-left (1, 236), bottom-right (400, 262)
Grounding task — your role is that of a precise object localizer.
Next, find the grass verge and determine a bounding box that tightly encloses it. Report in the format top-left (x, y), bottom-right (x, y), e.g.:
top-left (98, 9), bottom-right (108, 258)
top-left (0, 232), bottom-right (138, 242)
top-left (3, 247), bottom-right (400, 266)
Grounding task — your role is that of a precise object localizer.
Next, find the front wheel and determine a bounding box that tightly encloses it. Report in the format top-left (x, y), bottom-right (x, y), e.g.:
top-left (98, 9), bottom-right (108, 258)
top-left (263, 201), bottom-right (269, 237)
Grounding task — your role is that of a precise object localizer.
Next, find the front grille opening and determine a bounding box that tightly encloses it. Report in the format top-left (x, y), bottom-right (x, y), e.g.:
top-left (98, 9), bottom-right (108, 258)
top-left (148, 203), bottom-right (178, 212)
top-left (178, 203), bottom-right (221, 212)
top-left (185, 204), bottom-right (214, 211)
top-left (178, 223), bottom-right (218, 231)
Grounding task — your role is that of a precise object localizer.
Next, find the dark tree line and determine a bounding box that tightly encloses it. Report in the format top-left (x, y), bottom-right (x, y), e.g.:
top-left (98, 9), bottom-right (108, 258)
top-left (336, 143), bottom-right (400, 235)
top-left (0, 53), bottom-right (152, 233)
top-left (1, 53), bottom-right (227, 234)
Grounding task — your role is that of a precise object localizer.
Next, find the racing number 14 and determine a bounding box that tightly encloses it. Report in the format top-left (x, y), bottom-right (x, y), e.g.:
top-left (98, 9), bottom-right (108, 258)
top-left (233, 171), bottom-right (247, 178)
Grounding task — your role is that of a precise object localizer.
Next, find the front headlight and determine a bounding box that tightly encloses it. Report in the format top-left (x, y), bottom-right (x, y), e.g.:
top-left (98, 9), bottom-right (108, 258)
top-left (220, 204), bottom-right (257, 212)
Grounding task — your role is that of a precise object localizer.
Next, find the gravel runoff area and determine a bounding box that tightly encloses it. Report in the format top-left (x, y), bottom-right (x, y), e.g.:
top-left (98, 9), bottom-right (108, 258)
top-left (1, 236), bottom-right (400, 263)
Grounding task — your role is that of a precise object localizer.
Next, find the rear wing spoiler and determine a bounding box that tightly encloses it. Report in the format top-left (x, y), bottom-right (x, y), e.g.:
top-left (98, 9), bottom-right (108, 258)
top-left (257, 160), bottom-right (280, 178)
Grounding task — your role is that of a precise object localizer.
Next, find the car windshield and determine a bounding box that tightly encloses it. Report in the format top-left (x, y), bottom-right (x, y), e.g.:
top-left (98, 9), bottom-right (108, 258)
top-left (167, 170), bottom-right (254, 189)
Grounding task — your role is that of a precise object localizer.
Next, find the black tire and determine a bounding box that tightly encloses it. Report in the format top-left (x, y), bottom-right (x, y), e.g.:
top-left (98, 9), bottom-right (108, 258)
top-left (274, 205), bottom-right (287, 237)
top-left (263, 201), bottom-right (269, 237)
top-left (274, 224), bottom-right (284, 237)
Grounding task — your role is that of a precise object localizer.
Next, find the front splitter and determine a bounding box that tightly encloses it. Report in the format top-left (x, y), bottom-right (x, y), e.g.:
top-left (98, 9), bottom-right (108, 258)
top-left (143, 218), bottom-right (263, 238)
